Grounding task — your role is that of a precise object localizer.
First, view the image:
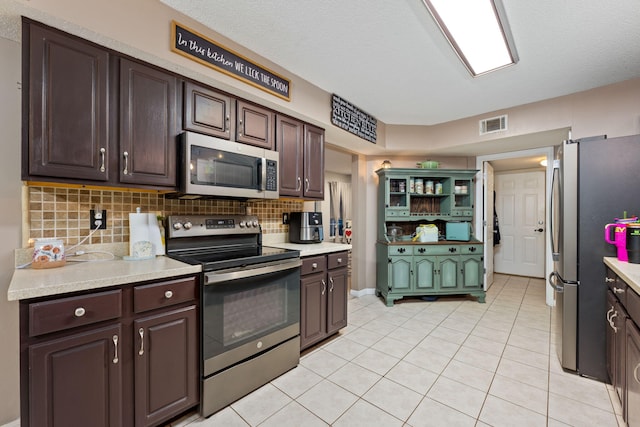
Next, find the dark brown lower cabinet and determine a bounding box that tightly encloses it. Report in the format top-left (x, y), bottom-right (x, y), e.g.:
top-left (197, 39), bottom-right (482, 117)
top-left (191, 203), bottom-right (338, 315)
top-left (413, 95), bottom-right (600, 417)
top-left (29, 324), bottom-right (123, 427)
top-left (300, 251), bottom-right (348, 350)
top-left (134, 305), bottom-right (198, 427)
top-left (605, 265), bottom-right (640, 426)
top-left (627, 321), bottom-right (640, 426)
top-left (21, 276), bottom-right (199, 427)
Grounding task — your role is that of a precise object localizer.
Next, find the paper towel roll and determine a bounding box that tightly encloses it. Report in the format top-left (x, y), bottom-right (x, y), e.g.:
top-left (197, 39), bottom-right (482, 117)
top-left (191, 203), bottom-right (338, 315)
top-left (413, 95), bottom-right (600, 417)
top-left (147, 213), bottom-right (165, 256)
top-left (129, 211), bottom-right (151, 257)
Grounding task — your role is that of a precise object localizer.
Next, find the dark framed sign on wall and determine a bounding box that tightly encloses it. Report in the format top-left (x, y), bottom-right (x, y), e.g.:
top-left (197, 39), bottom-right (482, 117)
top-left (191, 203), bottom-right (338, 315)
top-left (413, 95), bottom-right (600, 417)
top-left (331, 94), bottom-right (377, 143)
top-left (171, 21), bottom-right (291, 101)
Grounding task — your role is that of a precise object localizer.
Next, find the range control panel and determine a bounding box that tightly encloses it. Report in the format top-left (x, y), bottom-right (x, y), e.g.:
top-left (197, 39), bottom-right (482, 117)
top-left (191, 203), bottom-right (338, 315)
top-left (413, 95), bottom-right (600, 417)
top-left (167, 215), bottom-right (260, 238)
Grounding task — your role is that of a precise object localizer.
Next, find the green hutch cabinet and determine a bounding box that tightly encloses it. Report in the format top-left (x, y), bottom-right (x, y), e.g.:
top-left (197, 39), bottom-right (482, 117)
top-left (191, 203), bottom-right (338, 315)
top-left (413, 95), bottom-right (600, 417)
top-left (375, 168), bottom-right (485, 306)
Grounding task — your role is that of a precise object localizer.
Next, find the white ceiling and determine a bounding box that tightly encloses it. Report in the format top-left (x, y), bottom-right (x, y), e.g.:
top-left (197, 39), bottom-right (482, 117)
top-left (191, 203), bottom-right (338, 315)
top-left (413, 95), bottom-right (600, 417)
top-left (159, 0), bottom-right (640, 127)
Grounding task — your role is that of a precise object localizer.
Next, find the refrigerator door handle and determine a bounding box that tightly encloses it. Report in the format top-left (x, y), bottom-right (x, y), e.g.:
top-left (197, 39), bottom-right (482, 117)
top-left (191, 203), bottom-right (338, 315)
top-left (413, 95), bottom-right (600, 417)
top-left (549, 271), bottom-right (578, 292)
top-left (549, 271), bottom-right (564, 292)
top-left (550, 162), bottom-right (560, 262)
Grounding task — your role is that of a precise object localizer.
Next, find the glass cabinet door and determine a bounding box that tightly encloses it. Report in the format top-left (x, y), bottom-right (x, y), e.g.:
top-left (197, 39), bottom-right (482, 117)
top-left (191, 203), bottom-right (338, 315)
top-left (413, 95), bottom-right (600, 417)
top-left (385, 176), bottom-right (409, 218)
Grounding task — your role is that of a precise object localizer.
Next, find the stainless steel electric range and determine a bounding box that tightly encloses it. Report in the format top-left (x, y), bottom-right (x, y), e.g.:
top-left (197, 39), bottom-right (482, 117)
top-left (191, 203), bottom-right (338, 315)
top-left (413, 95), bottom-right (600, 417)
top-left (165, 214), bottom-right (301, 417)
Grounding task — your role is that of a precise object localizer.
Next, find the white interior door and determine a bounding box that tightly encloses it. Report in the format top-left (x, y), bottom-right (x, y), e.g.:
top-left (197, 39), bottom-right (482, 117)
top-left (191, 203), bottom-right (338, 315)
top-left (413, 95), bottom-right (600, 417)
top-left (494, 171), bottom-right (546, 277)
top-left (483, 162), bottom-right (495, 289)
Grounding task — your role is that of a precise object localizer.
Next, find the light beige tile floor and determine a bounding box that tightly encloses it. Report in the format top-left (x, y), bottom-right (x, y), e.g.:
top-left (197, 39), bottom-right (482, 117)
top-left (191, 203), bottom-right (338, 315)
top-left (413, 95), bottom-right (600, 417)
top-left (171, 274), bottom-right (624, 427)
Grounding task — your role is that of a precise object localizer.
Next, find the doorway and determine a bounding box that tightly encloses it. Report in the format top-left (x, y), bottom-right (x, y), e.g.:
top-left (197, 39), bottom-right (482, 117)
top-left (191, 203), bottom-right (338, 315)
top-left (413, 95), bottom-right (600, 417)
top-left (476, 146), bottom-right (556, 306)
top-left (494, 170), bottom-right (546, 277)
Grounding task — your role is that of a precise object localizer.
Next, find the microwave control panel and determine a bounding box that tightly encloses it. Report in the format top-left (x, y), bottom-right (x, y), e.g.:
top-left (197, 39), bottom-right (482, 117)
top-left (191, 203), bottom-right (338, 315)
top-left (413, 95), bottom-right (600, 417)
top-left (266, 160), bottom-right (278, 191)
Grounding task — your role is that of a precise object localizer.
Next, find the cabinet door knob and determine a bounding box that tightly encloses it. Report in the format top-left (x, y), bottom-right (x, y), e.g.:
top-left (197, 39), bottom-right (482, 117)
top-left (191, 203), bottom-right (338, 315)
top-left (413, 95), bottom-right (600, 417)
top-left (607, 307), bottom-right (614, 323)
top-left (296, 177), bottom-right (302, 191)
top-left (610, 311), bottom-right (618, 332)
top-left (74, 307), bottom-right (86, 317)
top-left (305, 178), bottom-right (310, 192)
top-left (613, 287), bottom-right (625, 294)
top-left (321, 279), bottom-right (326, 295)
top-left (418, 248), bottom-right (425, 253)
top-left (99, 148), bottom-right (106, 173)
top-left (605, 277), bottom-right (615, 283)
top-left (164, 290), bottom-right (173, 299)
top-left (329, 277), bottom-right (334, 292)
top-left (112, 335), bottom-right (119, 364)
top-left (634, 363), bottom-right (640, 384)
top-left (138, 328), bottom-right (145, 356)
top-left (123, 151), bottom-right (129, 175)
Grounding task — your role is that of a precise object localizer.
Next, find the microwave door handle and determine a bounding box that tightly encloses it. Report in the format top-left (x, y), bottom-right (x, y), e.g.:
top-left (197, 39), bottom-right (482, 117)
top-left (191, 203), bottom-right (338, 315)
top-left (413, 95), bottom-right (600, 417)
top-left (259, 157), bottom-right (267, 192)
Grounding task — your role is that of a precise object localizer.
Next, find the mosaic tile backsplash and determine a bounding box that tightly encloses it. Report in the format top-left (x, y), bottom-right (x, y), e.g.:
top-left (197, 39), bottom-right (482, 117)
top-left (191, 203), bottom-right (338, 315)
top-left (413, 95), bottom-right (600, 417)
top-left (27, 186), bottom-right (304, 247)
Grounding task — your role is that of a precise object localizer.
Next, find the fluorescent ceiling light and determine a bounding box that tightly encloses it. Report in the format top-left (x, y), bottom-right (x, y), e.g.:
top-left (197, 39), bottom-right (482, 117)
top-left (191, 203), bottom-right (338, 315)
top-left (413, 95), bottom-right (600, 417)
top-left (423, 0), bottom-right (518, 76)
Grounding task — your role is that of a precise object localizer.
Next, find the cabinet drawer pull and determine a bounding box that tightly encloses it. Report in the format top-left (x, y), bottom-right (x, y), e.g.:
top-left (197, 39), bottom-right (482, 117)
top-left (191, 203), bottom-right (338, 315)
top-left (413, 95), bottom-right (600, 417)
top-left (613, 287), bottom-right (625, 294)
top-left (329, 277), bottom-right (334, 292)
top-left (296, 177), bottom-right (301, 192)
top-left (321, 279), bottom-right (326, 295)
top-left (138, 328), bottom-right (145, 356)
top-left (605, 277), bottom-right (615, 283)
top-left (164, 290), bottom-right (173, 299)
top-left (312, 262), bottom-right (318, 269)
top-left (634, 363), bottom-right (640, 384)
top-left (123, 151), bottom-right (129, 175)
top-left (337, 258), bottom-right (343, 264)
top-left (305, 178), bottom-right (310, 192)
top-left (112, 335), bottom-right (119, 364)
top-left (99, 148), bottom-right (106, 173)
top-left (74, 307), bottom-right (86, 317)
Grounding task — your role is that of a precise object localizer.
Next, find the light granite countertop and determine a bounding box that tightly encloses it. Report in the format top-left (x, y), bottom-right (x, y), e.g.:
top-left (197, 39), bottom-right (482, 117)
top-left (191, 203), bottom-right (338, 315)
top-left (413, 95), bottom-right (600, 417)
top-left (604, 257), bottom-right (640, 295)
top-left (8, 256), bottom-right (201, 301)
top-left (8, 238), bottom-right (351, 301)
top-left (265, 241), bottom-right (352, 257)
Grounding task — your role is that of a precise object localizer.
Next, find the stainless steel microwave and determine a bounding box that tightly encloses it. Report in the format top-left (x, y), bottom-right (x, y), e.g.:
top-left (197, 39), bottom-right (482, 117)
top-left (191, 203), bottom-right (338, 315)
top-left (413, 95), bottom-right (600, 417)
top-left (173, 132), bottom-right (279, 200)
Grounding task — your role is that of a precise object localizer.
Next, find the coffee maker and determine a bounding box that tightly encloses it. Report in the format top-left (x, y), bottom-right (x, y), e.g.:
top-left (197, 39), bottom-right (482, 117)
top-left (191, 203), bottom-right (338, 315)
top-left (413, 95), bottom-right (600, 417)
top-left (289, 212), bottom-right (324, 243)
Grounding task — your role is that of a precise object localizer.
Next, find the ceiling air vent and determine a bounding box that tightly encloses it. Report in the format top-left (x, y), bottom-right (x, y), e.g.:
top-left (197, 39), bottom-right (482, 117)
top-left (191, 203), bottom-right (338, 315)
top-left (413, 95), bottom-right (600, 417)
top-left (479, 115), bottom-right (507, 135)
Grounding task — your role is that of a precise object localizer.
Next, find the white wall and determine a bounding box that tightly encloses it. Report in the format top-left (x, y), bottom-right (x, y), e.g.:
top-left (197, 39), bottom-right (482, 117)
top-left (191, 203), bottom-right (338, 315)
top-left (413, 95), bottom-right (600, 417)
top-left (0, 36), bottom-right (23, 425)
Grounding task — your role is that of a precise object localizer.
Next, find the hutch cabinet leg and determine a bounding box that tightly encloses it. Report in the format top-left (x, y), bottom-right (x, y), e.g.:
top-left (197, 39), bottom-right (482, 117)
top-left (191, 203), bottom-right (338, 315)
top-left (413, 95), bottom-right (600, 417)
top-left (473, 292), bottom-right (486, 303)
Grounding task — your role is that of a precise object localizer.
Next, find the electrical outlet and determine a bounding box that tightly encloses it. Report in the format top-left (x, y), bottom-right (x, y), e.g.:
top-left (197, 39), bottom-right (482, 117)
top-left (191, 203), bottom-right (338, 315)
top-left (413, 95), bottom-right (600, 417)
top-left (282, 212), bottom-right (289, 224)
top-left (90, 210), bottom-right (107, 230)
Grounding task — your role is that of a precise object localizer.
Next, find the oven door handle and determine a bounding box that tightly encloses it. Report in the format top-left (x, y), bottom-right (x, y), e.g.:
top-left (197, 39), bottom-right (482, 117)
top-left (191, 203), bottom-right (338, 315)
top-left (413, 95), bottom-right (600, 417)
top-left (204, 258), bottom-right (302, 285)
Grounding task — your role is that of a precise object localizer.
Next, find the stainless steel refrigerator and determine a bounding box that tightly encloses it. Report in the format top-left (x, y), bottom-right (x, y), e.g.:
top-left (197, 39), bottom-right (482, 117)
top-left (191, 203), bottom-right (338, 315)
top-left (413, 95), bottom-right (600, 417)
top-left (550, 134), bottom-right (640, 381)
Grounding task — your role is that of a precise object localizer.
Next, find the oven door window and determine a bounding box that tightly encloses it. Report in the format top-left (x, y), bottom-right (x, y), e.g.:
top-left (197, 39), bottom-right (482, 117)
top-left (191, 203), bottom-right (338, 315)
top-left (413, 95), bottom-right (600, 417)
top-left (190, 145), bottom-right (259, 189)
top-left (202, 266), bottom-right (300, 364)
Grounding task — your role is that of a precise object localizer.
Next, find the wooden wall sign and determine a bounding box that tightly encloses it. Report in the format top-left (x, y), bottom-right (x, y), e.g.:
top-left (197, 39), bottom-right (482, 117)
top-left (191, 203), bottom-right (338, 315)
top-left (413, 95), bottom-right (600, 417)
top-left (331, 94), bottom-right (377, 143)
top-left (171, 21), bottom-right (291, 101)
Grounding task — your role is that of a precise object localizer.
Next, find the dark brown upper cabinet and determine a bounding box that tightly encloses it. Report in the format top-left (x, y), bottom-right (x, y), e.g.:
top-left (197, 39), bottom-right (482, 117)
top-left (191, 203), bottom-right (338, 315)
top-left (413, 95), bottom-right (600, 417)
top-left (119, 58), bottom-right (178, 187)
top-left (303, 123), bottom-right (325, 199)
top-left (236, 100), bottom-right (275, 150)
top-left (276, 115), bottom-right (304, 197)
top-left (25, 22), bottom-right (110, 181)
top-left (183, 81), bottom-right (235, 139)
top-left (24, 19), bottom-right (179, 190)
top-left (276, 116), bottom-right (325, 200)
